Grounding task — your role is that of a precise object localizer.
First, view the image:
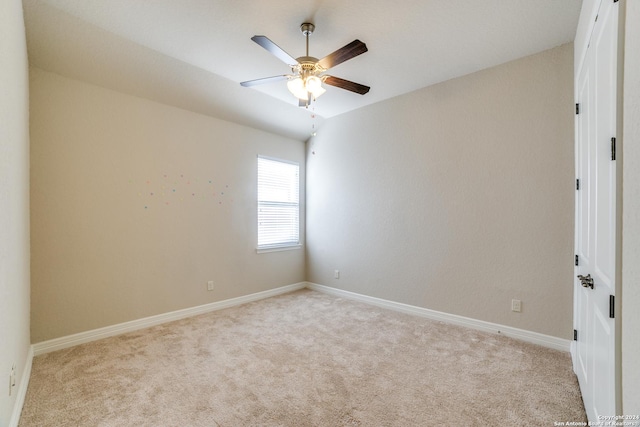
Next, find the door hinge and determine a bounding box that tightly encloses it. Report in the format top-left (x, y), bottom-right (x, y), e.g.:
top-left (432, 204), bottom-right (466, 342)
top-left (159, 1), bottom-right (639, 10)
top-left (576, 178), bottom-right (580, 190)
top-left (574, 329), bottom-right (578, 341)
top-left (575, 103), bottom-right (580, 114)
top-left (610, 295), bottom-right (615, 318)
top-left (575, 255), bottom-right (579, 266)
top-left (611, 137), bottom-right (616, 160)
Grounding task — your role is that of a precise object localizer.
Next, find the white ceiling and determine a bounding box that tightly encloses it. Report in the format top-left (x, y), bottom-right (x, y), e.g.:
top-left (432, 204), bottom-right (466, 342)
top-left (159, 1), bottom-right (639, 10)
top-left (22, 0), bottom-right (582, 141)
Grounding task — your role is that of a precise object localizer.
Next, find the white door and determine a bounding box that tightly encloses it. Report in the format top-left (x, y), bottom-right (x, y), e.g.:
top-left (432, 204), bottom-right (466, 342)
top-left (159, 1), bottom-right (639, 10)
top-left (574, 0), bottom-right (618, 421)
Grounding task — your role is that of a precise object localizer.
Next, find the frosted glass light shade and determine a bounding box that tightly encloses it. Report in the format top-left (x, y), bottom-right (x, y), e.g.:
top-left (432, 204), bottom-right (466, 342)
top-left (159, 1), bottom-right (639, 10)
top-left (287, 77), bottom-right (308, 100)
top-left (309, 85), bottom-right (326, 98)
top-left (287, 75), bottom-right (326, 101)
top-left (305, 76), bottom-right (325, 99)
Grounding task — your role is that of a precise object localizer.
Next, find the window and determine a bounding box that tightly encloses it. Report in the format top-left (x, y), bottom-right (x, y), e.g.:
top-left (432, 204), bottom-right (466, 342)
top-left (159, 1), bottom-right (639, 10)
top-left (257, 156), bottom-right (300, 252)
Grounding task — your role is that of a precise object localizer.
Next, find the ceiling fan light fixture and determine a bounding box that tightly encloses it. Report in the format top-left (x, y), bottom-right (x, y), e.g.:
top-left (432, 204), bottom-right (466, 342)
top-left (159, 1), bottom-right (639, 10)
top-left (305, 75), bottom-right (326, 99)
top-left (309, 84), bottom-right (326, 99)
top-left (305, 75), bottom-right (322, 91)
top-left (287, 77), bottom-right (308, 100)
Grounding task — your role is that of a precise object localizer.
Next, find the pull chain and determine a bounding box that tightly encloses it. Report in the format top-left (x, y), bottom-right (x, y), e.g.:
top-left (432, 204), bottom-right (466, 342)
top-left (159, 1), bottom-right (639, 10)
top-left (310, 106), bottom-right (317, 137)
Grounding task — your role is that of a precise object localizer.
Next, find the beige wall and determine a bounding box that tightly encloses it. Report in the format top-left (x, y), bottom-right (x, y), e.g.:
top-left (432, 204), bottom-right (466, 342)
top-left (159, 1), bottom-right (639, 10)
top-left (622, 0), bottom-right (640, 416)
top-left (29, 68), bottom-right (305, 343)
top-left (306, 43), bottom-right (574, 339)
top-left (0, 0), bottom-right (31, 424)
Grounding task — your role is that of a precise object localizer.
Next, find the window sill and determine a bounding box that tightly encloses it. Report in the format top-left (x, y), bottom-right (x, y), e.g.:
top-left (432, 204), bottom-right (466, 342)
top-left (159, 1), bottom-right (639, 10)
top-left (256, 244), bottom-right (302, 254)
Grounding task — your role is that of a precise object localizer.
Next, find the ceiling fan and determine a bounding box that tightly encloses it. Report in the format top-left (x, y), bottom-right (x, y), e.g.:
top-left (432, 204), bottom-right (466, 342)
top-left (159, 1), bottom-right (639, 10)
top-left (240, 23), bottom-right (370, 107)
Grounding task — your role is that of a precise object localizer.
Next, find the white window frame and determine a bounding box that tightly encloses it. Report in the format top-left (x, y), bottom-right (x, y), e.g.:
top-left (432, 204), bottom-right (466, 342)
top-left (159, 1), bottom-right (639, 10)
top-left (257, 155), bottom-right (301, 253)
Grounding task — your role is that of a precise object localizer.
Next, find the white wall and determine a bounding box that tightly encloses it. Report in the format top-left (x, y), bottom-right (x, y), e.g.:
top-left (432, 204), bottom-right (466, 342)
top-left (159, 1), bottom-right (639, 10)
top-left (306, 43), bottom-right (575, 339)
top-left (29, 68), bottom-right (305, 343)
top-left (622, 0), bottom-right (640, 417)
top-left (0, 0), bottom-right (31, 425)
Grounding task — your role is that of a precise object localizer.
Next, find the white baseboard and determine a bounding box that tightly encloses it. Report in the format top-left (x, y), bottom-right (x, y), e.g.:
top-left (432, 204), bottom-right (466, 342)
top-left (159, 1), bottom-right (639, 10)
top-left (306, 282), bottom-right (571, 352)
top-left (16, 280), bottom-right (569, 426)
top-left (9, 346), bottom-right (33, 427)
top-left (31, 280), bottom-right (570, 356)
top-left (32, 282), bottom-right (307, 356)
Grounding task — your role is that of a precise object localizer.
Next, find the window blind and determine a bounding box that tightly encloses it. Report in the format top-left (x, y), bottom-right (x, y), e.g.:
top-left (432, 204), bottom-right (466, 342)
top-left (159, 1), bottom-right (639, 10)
top-left (257, 156), bottom-right (300, 250)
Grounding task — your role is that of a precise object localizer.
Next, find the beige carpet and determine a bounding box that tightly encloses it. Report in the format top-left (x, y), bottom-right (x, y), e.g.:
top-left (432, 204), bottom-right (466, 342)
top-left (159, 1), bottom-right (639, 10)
top-left (20, 289), bottom-right (586, 426)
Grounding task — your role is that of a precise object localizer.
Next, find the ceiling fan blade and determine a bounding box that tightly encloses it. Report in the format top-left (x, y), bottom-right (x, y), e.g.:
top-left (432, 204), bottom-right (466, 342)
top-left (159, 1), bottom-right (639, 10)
top-left (318, 40), bottom-right (368, 70)
top-left (323, 76), bottom-right (370, 95)
top-left (251, 36), bottom-right (298, 65)
top-left (240, 75), bottom-right (289, 87)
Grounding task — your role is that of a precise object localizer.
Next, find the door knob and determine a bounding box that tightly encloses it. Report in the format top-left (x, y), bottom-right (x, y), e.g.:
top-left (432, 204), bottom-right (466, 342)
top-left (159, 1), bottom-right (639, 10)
top-left (577, 274), bottom-right (594, 289)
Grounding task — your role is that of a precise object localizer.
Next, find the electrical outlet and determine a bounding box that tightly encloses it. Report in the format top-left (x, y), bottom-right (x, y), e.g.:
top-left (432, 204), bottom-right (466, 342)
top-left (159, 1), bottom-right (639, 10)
top-left (334, 270), bottom-right (340, 279)
top-left (207, 281), bottom-right (215, 291)
top-left (511, 299), bottom-right (522, 313)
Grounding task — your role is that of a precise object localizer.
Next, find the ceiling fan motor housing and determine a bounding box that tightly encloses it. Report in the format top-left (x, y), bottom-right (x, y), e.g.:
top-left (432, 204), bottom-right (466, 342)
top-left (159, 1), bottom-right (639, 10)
top-left (294, 58), bottom-right (325, 77)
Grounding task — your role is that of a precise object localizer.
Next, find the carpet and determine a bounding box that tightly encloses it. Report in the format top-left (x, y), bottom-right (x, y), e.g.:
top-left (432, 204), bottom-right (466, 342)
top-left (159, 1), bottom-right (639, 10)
top-left (19, 289), bottom-right (586, 426)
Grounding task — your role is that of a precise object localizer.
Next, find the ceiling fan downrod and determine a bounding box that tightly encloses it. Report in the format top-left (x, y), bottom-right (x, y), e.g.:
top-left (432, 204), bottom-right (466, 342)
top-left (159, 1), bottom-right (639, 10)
top-left (300, 23), bottom-right (315, 57)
